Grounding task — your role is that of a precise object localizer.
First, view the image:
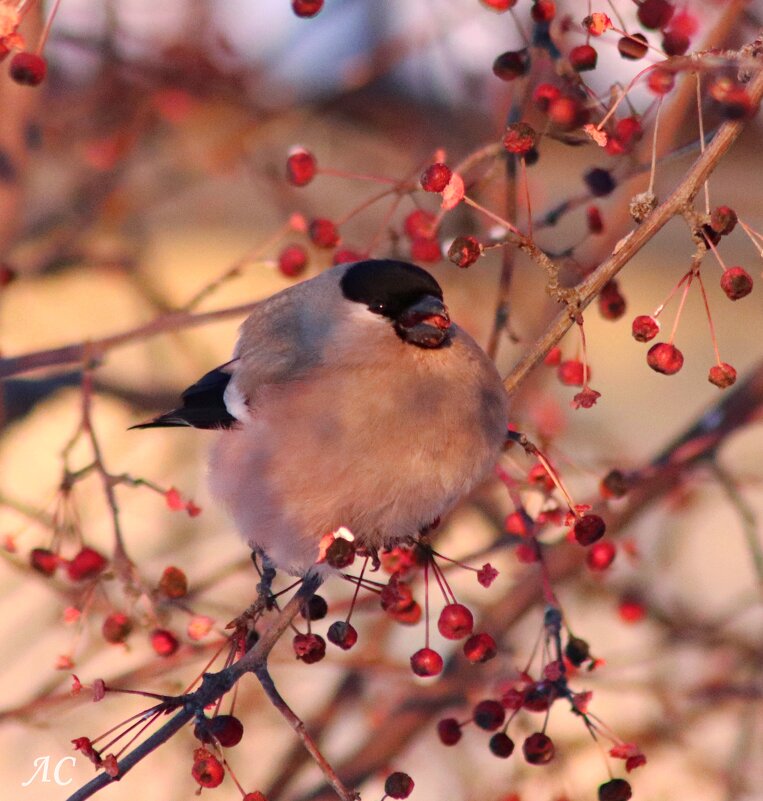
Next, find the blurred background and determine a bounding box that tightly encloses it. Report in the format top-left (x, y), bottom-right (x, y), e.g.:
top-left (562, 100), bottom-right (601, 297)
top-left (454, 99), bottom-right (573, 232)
top-left (0, 1), bottom-right (762, 800)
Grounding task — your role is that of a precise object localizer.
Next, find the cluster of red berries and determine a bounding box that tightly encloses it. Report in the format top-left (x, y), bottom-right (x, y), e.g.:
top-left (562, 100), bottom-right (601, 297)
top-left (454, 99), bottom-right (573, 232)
top-left (30, 545), bottom-right (107, 581)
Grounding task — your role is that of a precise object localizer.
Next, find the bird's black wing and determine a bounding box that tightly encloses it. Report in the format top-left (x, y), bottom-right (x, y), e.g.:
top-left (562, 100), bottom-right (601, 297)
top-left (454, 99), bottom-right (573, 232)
top-left (130, 361), bottom-right (238, 430)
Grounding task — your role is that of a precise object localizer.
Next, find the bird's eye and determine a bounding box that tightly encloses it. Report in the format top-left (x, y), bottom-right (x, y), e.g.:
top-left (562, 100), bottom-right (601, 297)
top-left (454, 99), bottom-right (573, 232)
top-left (369, 302), bottom-right (385, 312)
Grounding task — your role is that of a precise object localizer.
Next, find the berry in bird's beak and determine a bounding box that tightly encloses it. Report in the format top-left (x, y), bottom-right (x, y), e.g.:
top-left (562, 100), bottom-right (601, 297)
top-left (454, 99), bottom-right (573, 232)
top-left (396, 295), bottom-right (451, 348)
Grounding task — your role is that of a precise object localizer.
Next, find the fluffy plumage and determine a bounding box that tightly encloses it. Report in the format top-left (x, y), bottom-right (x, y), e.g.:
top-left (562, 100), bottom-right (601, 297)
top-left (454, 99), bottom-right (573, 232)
top-left (135, 259), bottom-right (508, 575)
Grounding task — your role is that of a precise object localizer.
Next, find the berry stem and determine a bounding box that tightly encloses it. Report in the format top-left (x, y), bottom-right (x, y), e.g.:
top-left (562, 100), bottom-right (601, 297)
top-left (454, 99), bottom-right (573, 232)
top-left (36, 0), bottom-right (63, 54)
top-left (667, 271), bottom-right (693, 345)
top-left (695, 271), bottom-right (722, 364)
top-left (463, 195), bottom-right (521, 236)
top-left (647, 97), bottom-right (663, 196)
top-left (695, 73), bottom-right (711, 215)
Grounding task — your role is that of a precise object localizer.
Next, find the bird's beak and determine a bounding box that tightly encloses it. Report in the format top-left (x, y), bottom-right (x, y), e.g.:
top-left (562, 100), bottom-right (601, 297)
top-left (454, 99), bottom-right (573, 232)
top-left (396, 295), bottom-right (451, 348)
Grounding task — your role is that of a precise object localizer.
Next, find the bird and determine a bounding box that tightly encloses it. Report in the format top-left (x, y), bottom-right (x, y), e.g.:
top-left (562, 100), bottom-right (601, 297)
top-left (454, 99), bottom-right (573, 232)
top-left (133, 259), bottom-right (509, 576)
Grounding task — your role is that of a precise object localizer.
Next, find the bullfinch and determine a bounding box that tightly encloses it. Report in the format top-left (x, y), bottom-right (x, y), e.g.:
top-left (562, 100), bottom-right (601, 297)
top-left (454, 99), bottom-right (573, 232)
top-left (134, 259), bottom-right (508, 576)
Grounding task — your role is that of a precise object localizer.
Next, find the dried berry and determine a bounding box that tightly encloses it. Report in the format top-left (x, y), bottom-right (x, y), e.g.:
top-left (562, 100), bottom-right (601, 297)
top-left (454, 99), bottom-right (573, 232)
top-left (647, 342), bottom-right (684, 375)
top-left (631, 314), bottom-right (660, 342)
top-left (293, 633), bottom-right (326, 664)
top-left (448, 236), bottom-right (482, 268)
top-left (720, 267), bottom-right (753, 300)
top-left (158, 565), bottom-right (187, 598)
top-left (710, 206), bottom-right (737, 236)
top-left (102, 612), bottom-right (132, 644)
top-left (502, 122), bottom-right (538, 155)
top-left (708, 362), bottom-right (737, 389)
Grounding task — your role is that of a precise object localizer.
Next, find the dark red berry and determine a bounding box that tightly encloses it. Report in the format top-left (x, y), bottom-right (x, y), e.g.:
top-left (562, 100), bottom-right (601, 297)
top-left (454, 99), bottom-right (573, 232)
top-left (447, 236), bottom-right (482, 268)
top-left (569, 44), bottom-right (598, 72)
top-left (325, 536), bottom-right (355, 568)
top-left (532, 82), bottom-right (560, 112)
top-left (420, 163), bottom-right (452, 193)
top-left (300, 594), bottom-right (328, 621)
top-left (66, 547), bottom-right (108, 581)
top-left (403, 209), bottom-right (436, 240)
top-left (0, 263), bottom-right (17, 287)
top-left (102, 612), bottom-right (132, 644)
top-left (558, 359), bottom-right (585, 386)
top-left (278, 244), bottom-right (308, 277)
top-left (564, 636), bottom-right (590, 666)
top-left (286, 149), bottom-right (316, 186)
top-left (599, 778), bottom-right (633, 801)
top-left (598, 280), bottom-right (626, 320)
top-left (619, 594), bottom-right (646, 623)
top-left (601, 469), bottom-right (629, 499)
top-left (492, 49), bottom-right (531, 81)
top-left (632, 314), bottom-right (659, 342)
top-left (437, 718), bottom-right (462, 745)
top-left (637, 0), bottom-right (674, 30)
top-left (489, 732), bottom-right (515, 758)
top-left (530, 0), bottom-right (555, 23)
top-left (293, 633), bottom-right (326, 664)
top-left (30, 547), bottom-right (58, 576)
top-left (522, 682), bottom-right (557, 712)
top-left (195, 715), bottom-right (244, 748)
top-left (308, 218), bottom-right (340, 248)
top-left (587, 206), bottom-right (604, 234)
top-left (381, 580), bottom-right (414, 613)
top-left (327, 620), bottom-right (358, 650)
top-left (384, 772), bottom-right (414, 799)
top-left (647, 342), bottom-right (684, 375)
top-left (158, 565), bottom-right (187, 598)
top-left (410, 647), bottom-right (443, 677)
top-left (710, 206), bottom-right (737, 236)
top-left (584, 168), bottom-right (616, 197)
top-left (574, 514), bottom-right (606, 546)
top-left (9, 52), bottom-right (47, 86)
top-left (586, 540), bottom-right (616, 571)
top-left (463, 632), bottom-right (498, 663)
top-left (473, 699), bottom-right (506, 731)
top-left (720, 267), bottom-right (753, 300)
top-left (292, 0), bottom-right (323, 18)
top-left (191, 751), bottom-right (224, 788)
top-left (522, 732), bottom-right (555, 764)
top-left (647, 68), bottom-right (675, 95)
top-left (390, 600), bottom-right (422, 625)
top-left (708, 363), bottom-right (737, 389)
top-left (150, 628), bottom-right (179, 657)
top-left (547, 96), bottom-right (584, 130)
top-left (662, 29), bottom-right (690, 55)
top-left (437, 603), bottom-right (474, 640)
top-left (617, 34), bottom-right (649, 60)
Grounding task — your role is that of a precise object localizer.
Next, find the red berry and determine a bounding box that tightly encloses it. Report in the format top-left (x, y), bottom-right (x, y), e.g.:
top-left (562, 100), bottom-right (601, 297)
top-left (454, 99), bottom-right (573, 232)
top-left (286, 149), bottom-right (316, 186)
top-left (308, 218), bottom-right (340, 248)
top-left (532, 82), bottom-right (561, 112)
top-left (324, 536), bottom-right (355, 568)
top-left (332, 248), bottom-right (363, 265)
top-left (708, 362), bottom-right (737, 389)
top-left (599, 778), bottom-right (633, 801)
top-left (381, 580), bottom-right (414, 613)
top-left (618, 34), bottom-right (649, 60)
top-left (437, 603), bottom-right (474, 640)
top-left (574, 514), bottom-right (606, 546)
top-left (584, 167), bottom-right (616, 197)
top-left (547, 96), bottom-right (582, 130)
top-left (480, 0), bottom-right (517, 9)
top-left (618, 595), bottom-right (646, 623)
top-left (243, 794), bottom-right (268, 801)
top-left (647, 342), bottom-right (684, 375)
top-left (211, 715), bottom-right (244, 747)
top-left (293, 633), bottom-right (326, 664)
top-left (278, 244), bottom-right (308, 277)
top-left (710, 206), bottom-right (737, 236)
top-left (631, 314), bottom-right (659, 342)
top-left (9, 52), bottom-right (47, 86)
top-left (327, 620), bottom-right (358, 650)
top-left (447, 236), bottom-right (482, 268)
top-left (720, 267), bottom-right (753, 300)
top-left (403, 209), bottom-right (437, 240)
top-left (598, 280), bottom-right (626, 320)
top-left (637, 0), bottom-right (674, 30)
top-left (30, 547), bottom-right (58, 576)
top-left (531, 0), bottom-right (556, 23)
top-left (492, 49), bottom-right (531, 81)
top-left (601, 469), bottom-right (629, 499)
top-left (528, 462), bottom-right (555, 492)
top-left (300, 594), bottom-right (328, 621)
top-left (522, 682), bottom-right (557, 712)
top-left (558, 359), bottom-right (585, 386)
top-left (0, 263), bottom-right (17, 286)
top-left (390, 600), bottom-right (422, 625)
top-left (102, 612), bottom-right (132, 644)
top-left (473, 699), bottom-right (506, 731)
top-left (522, 732), bottom-right (555, 764)
top-left (543, 346), bottom-right (562, 367)
top-left (66, 547), bottom-right (108, 581)
top-left (191, 751), bottom-right (225, 788)
top-left (586, 541), bottom-right (616, 571)
top-left (647, 68), bottom-right (675, 95)
top-left (489, 732), bottom-right (515, 758)
top-left (437, 718), bottom-right (462, 745)
top-left (410, 647), bottom-right (443, 677)
top-left (420, 163), bottom-right (452, 193)
top-left (384, 772), bottom-right (414, 799)
top-left (292, 0), bottom-right (323, 18)
top-left (569, 44), bottom-right (598, 72)
top-left (150, 628), bottom-right (180, 657)
top-left (158, 565), bottom-right (187, 598)
top-left (463, 632), bottom-right (498, 663)
top-left (410, 237), bottom-right (441, 263)
top-left (502, 122), bottom-right (538, 155)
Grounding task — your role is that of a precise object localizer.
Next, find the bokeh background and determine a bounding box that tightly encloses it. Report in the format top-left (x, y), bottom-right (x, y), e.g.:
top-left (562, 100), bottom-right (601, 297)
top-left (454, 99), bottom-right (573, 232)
top-left (0, 2), bottom-right (762, 800)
